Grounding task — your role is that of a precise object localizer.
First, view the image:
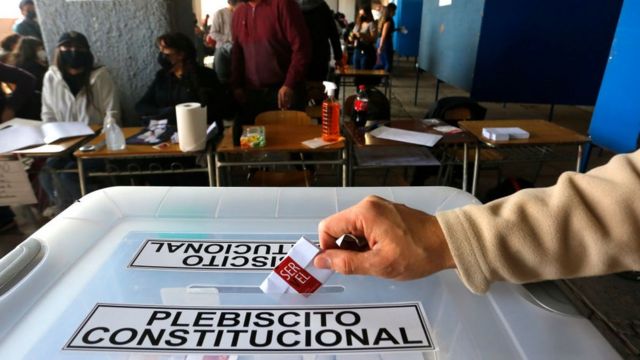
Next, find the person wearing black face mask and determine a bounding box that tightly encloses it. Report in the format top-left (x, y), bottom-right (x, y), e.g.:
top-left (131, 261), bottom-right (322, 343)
top-left (13, 0), bottom-right (42, 40)
top-left (39, 31), bottom-right (120, 217)
top-left (136, 32), bottom-right (225, 131)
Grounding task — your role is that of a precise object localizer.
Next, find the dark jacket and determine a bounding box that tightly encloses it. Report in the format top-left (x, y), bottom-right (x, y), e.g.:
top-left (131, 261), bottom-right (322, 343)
top-left (135, 65), bottom-right (223, 129)
top-left (0, 62), bottom-right (36, 119)
top-left (302, 1), bottom-right (343, 81)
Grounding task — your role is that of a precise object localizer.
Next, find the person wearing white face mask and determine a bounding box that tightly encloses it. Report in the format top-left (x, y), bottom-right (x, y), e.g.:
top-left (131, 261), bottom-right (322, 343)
top-left (8, 36), bottom-right (47, 90)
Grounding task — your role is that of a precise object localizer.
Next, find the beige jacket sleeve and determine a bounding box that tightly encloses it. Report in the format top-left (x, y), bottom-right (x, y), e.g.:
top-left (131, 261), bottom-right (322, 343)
top-left (436, 149), bottom-right (640, 294)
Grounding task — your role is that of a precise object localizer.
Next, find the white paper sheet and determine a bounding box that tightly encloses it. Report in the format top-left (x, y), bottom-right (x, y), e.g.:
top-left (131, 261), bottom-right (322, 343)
top-left (0, 119), bottom-right (93, 153)
top-left (302, 137), bottom-right (341, 149)
top-left (370, 126), bottom-right (443, 147)
top-left (41, 122), bottom-right (94, 144)
top-left (0, 160), bottom-right (37, 206)
top-left (0, 124), bottom-right (45, 153)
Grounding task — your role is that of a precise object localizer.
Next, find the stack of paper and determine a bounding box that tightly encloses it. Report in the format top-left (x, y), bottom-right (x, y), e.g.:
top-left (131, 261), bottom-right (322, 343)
top-left (0, 118), bottom-right (94, 153)
top-left (370, 126), bottom-right (442, 147)
top-left (481, 127), bottom-right (530, 141)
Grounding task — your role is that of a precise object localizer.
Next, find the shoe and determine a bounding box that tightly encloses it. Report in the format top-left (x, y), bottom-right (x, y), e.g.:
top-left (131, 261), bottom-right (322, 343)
top-left (42, 205), bottom-right (61, 219)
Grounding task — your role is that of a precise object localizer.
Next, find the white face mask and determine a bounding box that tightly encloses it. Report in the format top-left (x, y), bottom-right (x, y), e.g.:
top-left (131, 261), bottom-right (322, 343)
top-left (372, 9), bottom-right (381, 21)
top-left (37, 49), bottom-right (47, 63)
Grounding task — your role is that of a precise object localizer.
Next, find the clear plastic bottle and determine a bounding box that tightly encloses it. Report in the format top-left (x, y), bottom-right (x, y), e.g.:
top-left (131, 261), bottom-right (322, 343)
top-left (321, 81), bottom-right (341, 142)
top-left (104, 111), bottom-right (126, 151)
top-left (352, 85), bottom-right (369, 127)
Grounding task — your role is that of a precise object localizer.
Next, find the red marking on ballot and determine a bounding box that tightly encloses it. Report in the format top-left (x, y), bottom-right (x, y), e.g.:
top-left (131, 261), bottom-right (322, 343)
top-left (274, 256), bottom-right (322, 294)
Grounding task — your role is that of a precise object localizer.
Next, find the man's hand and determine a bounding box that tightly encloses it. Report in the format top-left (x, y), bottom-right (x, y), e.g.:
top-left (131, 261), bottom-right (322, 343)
top-left (313, 195), bottom-right (456, 280)
top-left (278, 85), bottom-right (293, 110)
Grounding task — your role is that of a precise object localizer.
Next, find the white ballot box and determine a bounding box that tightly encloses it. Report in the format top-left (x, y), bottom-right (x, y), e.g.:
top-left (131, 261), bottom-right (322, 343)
top-left (0, 187), bottom-right (619, 359)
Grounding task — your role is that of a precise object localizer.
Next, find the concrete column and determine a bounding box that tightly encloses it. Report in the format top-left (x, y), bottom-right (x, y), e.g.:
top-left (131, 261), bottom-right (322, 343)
top-left (35, 0), bottom-right (193, 125)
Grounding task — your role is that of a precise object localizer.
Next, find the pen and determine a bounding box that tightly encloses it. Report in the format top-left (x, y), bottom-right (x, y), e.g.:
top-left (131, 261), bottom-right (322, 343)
top-left (0, 125), bottom-right (12, 131)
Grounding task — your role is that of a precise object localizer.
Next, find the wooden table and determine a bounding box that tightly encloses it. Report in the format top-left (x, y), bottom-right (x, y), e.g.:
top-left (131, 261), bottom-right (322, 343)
top-left (215, 124), bottom-right (346, 186)
top-left (335, 68), bottom-right (391, 102)
top-left (459, 119), bottom-right (590, 195)
top-left (343, 119), bottom-right (477, 189)
top-left (73, 127), bottom-right (214, 195)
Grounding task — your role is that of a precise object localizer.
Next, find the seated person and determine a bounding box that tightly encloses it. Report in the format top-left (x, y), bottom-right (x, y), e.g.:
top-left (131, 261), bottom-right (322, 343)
top-left (1, 61), bottom-right (36, 231)
top-left (7, 36), bottom-right (48, 119)
top-left (0, 34), bottom-right (22, 63)
top-left (39, 31), bottom-right (120, 216)
top-left (135, 32), bottom-right (223, 132)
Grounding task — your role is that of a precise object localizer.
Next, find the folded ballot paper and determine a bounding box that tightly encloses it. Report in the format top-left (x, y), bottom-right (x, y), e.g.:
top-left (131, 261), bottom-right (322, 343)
top-left (260, 236), bottom-right (334, 296)
top-left (481, 127), bottom-right (530, 141)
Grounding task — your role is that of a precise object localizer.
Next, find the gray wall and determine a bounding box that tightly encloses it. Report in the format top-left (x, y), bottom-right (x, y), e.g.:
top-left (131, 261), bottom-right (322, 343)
top-left (36, 0), bottom-right (194, 126)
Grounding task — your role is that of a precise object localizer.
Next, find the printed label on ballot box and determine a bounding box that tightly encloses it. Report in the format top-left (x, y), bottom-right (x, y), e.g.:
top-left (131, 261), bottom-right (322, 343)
top-left (129, 239), bottom-right (297, 271)
top-left (64, 303), bottom-right (434, 354)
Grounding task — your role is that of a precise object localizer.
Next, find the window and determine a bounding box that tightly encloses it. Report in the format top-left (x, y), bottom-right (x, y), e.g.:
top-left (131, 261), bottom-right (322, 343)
top-left (0, 1), bottom-right (22, 19)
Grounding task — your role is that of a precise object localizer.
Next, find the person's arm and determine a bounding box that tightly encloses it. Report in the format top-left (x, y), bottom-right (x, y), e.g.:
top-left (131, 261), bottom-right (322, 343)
top-left (0, 62), bottom-right (36, 122)
top-left (314, 150), bottom-right (640, 294)
top-left (437, 149), bottom-right (640, 293)
top-left (377, 21), bottom-right (390, 54)
top-left (325, 6), bottom-right (343, 63)
top-left (40, 69), bottom-right (57, 122)
top-left (135, 72), bottom-right (172, 120)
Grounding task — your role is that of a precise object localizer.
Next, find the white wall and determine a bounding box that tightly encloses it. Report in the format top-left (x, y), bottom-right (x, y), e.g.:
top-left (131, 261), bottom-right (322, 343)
top-left (197, 0), bottom-right (227, 20)
top-left (328, 0), bottom-right (356, 24)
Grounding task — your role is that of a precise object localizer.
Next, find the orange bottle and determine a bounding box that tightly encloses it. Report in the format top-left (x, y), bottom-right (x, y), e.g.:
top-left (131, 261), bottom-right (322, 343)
top-left (321, 81), bottom-right (341, 142)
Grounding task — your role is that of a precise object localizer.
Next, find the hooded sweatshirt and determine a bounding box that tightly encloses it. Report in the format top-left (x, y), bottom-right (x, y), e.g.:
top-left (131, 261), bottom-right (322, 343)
top-left (41, 65), bottom-right (120, 126)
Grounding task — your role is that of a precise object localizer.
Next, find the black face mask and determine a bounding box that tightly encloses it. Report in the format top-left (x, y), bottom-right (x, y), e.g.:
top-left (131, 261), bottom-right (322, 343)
top-left (60, 50), bottom-right (92, 70)
top-left (26, 10), bottom-right (37, 20)
top-left (157, 52), bottom-right (173, 70)
top-left (359, 16), bottom-right (367, 23)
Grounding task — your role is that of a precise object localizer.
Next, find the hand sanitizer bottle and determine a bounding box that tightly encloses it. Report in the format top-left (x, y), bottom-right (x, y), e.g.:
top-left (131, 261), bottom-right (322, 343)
top-left (321, 81), bottom-right (341, 142)
top-left (104, 111), bottom-right (126, 151)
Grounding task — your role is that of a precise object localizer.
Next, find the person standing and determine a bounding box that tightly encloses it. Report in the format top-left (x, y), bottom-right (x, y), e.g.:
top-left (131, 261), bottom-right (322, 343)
top-left (13, 0), bottom-right (43, 40)
top-left (349, 6), bottom-right (378, 70)
top-left (297, 0), bottom-right (343, 81)
top-left (209, 0), bottom-right (237, 84)
top-left (375, 3), bottom-right (396, 72)
top-left (230, 0), bottom-right (311, 144)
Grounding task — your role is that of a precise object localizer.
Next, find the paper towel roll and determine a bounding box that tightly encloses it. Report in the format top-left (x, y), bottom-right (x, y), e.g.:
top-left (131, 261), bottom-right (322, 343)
top-left (176, 102), bottom-right (207, 152)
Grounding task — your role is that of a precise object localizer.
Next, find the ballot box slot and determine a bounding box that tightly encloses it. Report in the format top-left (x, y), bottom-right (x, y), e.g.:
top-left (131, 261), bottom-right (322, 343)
top-left (0, 238), bottom-right (44, 296)
top-left (188, 284), bottom-right (345, 294)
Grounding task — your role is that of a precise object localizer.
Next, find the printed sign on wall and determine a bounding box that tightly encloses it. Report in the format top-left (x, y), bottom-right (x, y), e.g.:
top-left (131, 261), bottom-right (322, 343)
top-left (65, 303), bottom-right (434, 354)
top-left (129, 240), bottom-right (297, 271)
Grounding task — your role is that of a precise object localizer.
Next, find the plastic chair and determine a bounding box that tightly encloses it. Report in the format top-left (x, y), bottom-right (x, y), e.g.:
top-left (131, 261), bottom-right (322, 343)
top-left (414, 97), bottom-right (502, 187)
top-left (424, 96), bottom-right (487, 126)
